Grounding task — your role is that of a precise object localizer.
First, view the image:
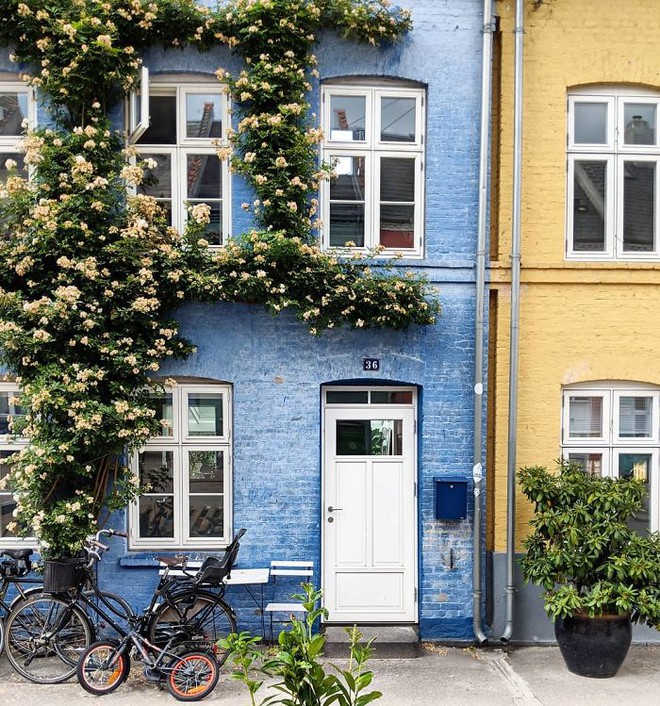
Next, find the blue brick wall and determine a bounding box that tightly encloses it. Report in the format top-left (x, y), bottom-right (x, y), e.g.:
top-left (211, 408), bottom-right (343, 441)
top-left (3, 0), bottom-right (488, 641)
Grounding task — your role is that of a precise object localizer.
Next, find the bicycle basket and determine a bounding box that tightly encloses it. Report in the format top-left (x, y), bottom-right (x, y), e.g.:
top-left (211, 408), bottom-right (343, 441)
top-left (42, 557), bottom-right (86, 593)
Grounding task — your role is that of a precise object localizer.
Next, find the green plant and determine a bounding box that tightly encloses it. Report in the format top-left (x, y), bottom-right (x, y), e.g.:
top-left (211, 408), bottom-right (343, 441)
top-left (221, 583), bottom-right (382, 706)
top-left (518, 461), bottom-right (660, 627)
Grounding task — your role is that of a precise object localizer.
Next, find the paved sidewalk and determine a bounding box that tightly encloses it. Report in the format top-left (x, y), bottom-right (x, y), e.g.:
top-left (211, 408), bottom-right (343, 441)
top-left (0, 644), bottom-right (658, 705)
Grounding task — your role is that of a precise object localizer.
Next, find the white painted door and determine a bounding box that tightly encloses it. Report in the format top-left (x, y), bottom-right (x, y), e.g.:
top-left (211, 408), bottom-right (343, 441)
top-left (323, 400), bottom-right (417, 622)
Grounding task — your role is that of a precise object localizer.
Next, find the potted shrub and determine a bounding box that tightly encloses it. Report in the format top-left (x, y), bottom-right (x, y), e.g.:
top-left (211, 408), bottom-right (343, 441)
top-left (518, 461), bottom-right (660, 678)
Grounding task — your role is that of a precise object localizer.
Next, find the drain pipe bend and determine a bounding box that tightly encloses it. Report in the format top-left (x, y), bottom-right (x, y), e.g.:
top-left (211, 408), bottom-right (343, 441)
top-left (501, 0), bottom-right (524, 645)
top-left (472, 0), bottom-right (494, 647)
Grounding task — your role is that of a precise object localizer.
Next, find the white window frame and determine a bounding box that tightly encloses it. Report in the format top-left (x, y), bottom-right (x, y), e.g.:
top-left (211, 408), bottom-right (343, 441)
top-left (321, 84), bottom-right (425, 257)
top-left (561, 383), bottom-right (660, 532)
top-left (128, 74), bottom-right (231, 247)
top-left (567, 87), bottom-right (660, 260)
top-left (0, 383), bottom-right (31, 546)
top-left (129, 383), bottom-right (232, 549)
top-left (0, 81), bottom-right (35, 181)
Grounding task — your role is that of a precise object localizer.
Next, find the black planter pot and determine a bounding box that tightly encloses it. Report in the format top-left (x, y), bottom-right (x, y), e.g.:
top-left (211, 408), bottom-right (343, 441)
top-left (554, 613), bottom-right (632, 678)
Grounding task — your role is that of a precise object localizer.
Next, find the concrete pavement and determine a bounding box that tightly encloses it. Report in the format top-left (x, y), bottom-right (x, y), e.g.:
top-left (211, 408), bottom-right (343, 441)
top-left (0, 643), bottom-right (658, 705)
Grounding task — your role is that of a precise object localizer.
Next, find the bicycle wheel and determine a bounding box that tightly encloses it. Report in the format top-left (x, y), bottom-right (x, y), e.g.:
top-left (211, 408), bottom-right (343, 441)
top-left (167, 650), bottom-right (219, 701)
top-left (77, 640), bottom-right (130, 695)
top-left (4, 594), bottom-right (93, 683)
top-left (147, 591), bottom-right (236, 665)
top-left (82, 590), bottom-right (134, 641)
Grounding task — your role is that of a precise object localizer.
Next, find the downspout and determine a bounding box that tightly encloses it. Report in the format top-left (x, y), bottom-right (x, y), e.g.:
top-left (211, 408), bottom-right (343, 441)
top-left (501, 0), bottom-right (524, 645)
top-left (472, 0), bottom-right (494, 647)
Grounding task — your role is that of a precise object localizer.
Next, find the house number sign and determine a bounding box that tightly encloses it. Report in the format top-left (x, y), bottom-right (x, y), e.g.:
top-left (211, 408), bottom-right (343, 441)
top-left (363, 358), bottom-right (380, 371)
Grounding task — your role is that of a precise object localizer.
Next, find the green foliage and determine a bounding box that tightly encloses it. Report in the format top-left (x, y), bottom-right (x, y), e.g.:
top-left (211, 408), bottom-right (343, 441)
top-left (221, 584), bottom-right (382, 706)
top-left (518, 461), bottom-right (660, 628)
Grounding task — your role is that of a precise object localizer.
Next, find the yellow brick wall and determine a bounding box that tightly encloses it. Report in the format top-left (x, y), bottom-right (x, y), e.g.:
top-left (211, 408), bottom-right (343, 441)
top-left (491, 0), bottom-right (660, 550)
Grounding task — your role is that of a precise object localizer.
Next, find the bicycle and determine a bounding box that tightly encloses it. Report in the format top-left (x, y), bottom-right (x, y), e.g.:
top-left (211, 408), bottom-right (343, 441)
top-left (0, 547), bottom-right (42, 656)
top-left (3, 529), bottom-right (134, 684)
top-left (77, 610), bottom-right (219, 700)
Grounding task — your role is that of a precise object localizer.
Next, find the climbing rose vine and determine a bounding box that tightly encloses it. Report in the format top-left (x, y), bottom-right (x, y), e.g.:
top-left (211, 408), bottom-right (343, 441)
top-left (0, 0), bottom-right (437, 558)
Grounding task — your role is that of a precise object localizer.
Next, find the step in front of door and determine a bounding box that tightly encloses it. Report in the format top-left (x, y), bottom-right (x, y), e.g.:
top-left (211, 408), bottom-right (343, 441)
top-left (323, 625), bottom-right (420, 659)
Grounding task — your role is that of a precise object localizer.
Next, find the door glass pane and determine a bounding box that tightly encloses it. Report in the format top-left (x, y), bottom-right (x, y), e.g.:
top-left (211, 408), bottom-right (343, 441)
top-left (138, 153), bottom-right (172, 199)
top-left (188, 450), bottom-right (224, 494)
top-left (187, 393), bottom-right (224, 436)
top-left (329, 203), bottom-right (365, 247)
top-left (138, 451), bottom-right (174, 493)
top-left (186, 94), bottom-right (222, 139)
top-left (138, 496), bottom-right (174, 538)
top-left (326, 391), bottom-right (369, 404)
top-left (0, 92), bottom-right (27, 136)
top-left (186, 154), bottom-right (221, 199)
top-left (381, 96), bottom-right (416, 142)
top-left (0, 390), bottom-right (23, 435)
top-left (624, 104), bottom-right (656, 145)
top-left (567, 452), bottom-right (603, 476)
top-left (619, 396), bottom-right (653, 438)
top-left (568, 396), bottom-right (603, 438)
top-left (148, 393), bottom-right (174, 437)
top-left (138, 95), bottom-right (177, 145)
top-left (574, 102), bottom-right (608, 144)
top-left (0, 450), bottom-right (17, 537)
top-left (617, 453), bottom-right (651, 535)
top-left (330, 95), bottom-right (366, 141)
top-left (336, 419), bottom-right (403, 455)
top-left (370, 390), bottom-right (413, 404)
top-left (623, 161), bottom-right (655, 252)
top-left (573, 160), bottom-right (606, 252)
top-left (189, 497), bottom-right (223, 537)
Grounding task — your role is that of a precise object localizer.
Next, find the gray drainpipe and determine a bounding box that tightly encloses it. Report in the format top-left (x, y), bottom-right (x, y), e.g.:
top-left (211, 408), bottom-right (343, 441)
top-left (500, 0), bottom-right (524, 645)
top-left (472, 0), bottom-right (494, 647)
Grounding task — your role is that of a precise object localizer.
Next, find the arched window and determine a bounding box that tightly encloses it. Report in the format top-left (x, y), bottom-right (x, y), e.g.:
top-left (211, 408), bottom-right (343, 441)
top-left (562, 382), bottom-right (659, 533)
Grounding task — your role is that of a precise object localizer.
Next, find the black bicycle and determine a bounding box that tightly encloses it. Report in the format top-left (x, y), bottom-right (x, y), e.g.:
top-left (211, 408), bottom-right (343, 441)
top-left (0, 547), bottom-right (42, 656)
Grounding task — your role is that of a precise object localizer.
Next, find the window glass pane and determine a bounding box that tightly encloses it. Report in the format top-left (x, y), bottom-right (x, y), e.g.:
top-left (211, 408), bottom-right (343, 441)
top-left (329, 203), bottom-right (365, 247)
top-left (617, 453), bottom-right (651, 535)
top-left (139, 496), bottom-right (174, 538)
top-left (0, 92), bottom-right (27, 137)
top-left (139, 451), bottom-right (174, 493)
top-left (186, 94), bottom-right (222, 139)
top-left (568, 396), bottom-right (603, 437)
top-left (187, 201), bottom-right (223, 245)
top-left (380, 158), bottom-right (415, 202)
top-left (624, 104), bottom-right (656, 145)
top-left (330, 156), bottom-right (365, 199)
top-left (380, 205), bottom-right (414, 248)
top-left (138, 153), bottom-right (172, 199)
top-left (186, 154), bottom-right (221, 199)
top-left (326, 391), bottom-right (369, 404)
top-left (187, 393), bottom-right (223, 436)
top-left (381, 96), bottom-right (416, 142)
top-left (336, 419), bottom-right (403, 455)
top-left (619, 396), bottom-right (653, 438)
top-left (138, 95), bottom-right (177, 145)
top-left (188, 450), bottom-right (224, 494)
top-left (567, 452), bottom-right (603, 476)
top-left (573, 161), bottom-right (606, 252)
top-left (147, 393), bottom-right (174, 437)
top-left (0, 153), bottom-right (25, 182)
top-left (0, 390), bottom-right (23, 435)
top-left (370, 390), bottom-right (413, 404)
top-left (0, 450), bottom-right (17, 538)
top-left (623, 161), bottom-right (655, 252)
top-left (330, 95), bottom-right (366, 141)
top-left (189, 497), bottom-right (223, 537)
top-left (574, 102), bottom-right (608, 144)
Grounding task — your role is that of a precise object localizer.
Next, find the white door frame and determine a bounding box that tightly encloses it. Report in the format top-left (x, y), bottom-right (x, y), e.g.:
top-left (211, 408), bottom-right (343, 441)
top-left (321, 386), bottom-right (418, 623)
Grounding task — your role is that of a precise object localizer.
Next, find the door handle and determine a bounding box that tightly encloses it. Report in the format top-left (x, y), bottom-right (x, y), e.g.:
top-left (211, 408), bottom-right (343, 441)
top-left (327, 506), bottom-right (343, 512)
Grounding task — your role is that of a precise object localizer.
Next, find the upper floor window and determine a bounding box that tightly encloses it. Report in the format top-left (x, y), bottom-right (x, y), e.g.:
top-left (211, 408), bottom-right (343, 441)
top-left (0, 383), bottom-right (28, 544)
top-left (321, 83), bottom-right (425, 257)
top-left (129, 383), bottom-right (232, 549)
top-left (129, 71), bottom-right (230, 246)
top-left (562, 383), bottom-right (660, 534)
top-left (567, 87), bottom-right (660, 260)
top-left (0, 82), bottom-right (34, 183)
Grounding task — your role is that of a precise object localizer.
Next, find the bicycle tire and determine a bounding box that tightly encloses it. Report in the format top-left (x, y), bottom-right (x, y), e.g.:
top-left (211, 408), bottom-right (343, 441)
top-left (147, 590), bottom-right (236, 665)
top-left (77, 640), bottom-right (130, 695)
top-left (4, 593), bottom-right (93, 683)
top-left (0, 615), bottom-right (4, 658)
top-left (81, 590), bottom-right (134, 641)
top-left (167, 650), bottom-right (219, 701)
